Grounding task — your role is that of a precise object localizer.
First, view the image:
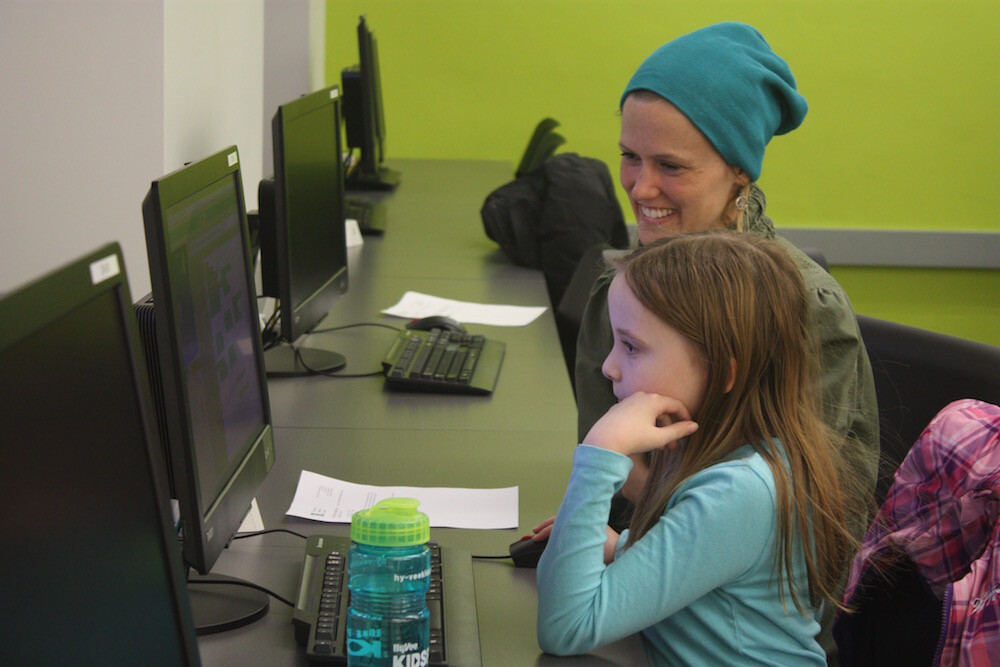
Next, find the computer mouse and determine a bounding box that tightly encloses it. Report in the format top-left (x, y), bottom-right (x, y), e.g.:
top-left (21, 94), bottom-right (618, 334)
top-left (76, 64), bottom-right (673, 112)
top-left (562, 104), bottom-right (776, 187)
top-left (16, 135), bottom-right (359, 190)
top-left (406, 315), bottom-right (466, 333)
top-left (509, 536), bottom-right (548, 568)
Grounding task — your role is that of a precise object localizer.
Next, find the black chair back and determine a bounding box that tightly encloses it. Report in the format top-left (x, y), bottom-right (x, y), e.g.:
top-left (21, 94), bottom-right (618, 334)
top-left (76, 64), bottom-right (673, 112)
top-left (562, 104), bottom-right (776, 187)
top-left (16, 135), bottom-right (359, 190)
top-left (857, 314), bottom-right (1000, 506)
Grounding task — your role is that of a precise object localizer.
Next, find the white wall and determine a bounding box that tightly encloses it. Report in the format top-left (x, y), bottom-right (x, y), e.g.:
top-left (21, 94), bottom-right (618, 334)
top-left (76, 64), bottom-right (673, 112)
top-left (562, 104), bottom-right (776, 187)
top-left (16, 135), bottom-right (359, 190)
top-left (263, 0), bottom-right (312, 179)
top-left (0, 0), bottom-right (313, 301)
top-left (164, 0), bottom-right (264, 218)
top-left (0, 0), bottom-right (163, 297)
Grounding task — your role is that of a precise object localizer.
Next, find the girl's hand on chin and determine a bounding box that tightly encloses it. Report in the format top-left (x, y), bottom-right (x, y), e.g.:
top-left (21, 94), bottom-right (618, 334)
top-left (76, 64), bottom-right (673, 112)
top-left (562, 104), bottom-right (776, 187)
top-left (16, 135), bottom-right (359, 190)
top-left (583, 392), bottom-right (698, 457)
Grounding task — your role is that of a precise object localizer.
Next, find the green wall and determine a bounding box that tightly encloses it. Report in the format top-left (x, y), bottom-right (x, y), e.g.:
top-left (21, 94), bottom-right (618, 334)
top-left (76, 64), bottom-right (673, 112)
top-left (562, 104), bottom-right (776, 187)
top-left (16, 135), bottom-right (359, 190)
top-left (326, 1), bottom-right (999, 346)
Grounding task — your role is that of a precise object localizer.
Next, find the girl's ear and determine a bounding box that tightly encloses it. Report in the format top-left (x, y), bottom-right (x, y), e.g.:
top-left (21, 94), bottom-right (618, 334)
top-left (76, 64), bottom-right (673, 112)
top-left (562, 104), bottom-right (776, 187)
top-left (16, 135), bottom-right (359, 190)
top-left (724, 358), bottom-right (737, 394)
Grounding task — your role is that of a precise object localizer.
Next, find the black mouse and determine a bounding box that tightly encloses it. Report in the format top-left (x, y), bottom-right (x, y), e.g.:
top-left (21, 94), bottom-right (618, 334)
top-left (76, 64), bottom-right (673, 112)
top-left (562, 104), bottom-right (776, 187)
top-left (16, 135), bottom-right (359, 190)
top-left (406, 315), bottom-right (466, 333)
top-left (509, 536), bottom-right (548, 568)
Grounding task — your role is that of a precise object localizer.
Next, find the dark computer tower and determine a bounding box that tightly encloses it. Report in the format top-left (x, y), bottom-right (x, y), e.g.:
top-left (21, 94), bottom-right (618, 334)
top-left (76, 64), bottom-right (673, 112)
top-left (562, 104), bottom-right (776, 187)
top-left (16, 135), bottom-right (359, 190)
top-left (341, 65), bottom-right (363, 151)
top-left (257, 177), bottom-right (279, 299)
top-left (133, 294), bottom-right (174, 493)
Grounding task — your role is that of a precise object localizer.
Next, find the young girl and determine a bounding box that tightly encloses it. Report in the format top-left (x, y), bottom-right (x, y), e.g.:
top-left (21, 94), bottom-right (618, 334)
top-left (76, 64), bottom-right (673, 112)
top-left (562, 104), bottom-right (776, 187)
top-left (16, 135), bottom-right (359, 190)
top-left (536, 231), bottom-right (860, 665)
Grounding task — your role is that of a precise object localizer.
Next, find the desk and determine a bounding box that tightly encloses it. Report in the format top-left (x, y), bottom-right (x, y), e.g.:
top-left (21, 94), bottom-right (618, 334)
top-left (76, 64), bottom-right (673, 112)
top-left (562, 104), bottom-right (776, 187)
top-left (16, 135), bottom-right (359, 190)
top-left (197, 160), bottom-right (648, 666)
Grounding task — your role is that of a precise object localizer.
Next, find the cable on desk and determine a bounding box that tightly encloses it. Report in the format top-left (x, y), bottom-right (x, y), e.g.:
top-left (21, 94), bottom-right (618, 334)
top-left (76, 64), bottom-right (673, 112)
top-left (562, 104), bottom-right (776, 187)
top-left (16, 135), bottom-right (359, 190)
top-left (258, 301), bottom-right (281, 350)
top-left (471, 554), bottom-right (513, 560)
top-left (290, 345), bottom-right (385, 378)
top-left (311, 321), bottom-right (402, 334)
top-left (187, 577), bottom-right (295, 608)
top-left (257, 308), bottom-right (397, 377)
top-left (234, 528), bottom-right (309, 540)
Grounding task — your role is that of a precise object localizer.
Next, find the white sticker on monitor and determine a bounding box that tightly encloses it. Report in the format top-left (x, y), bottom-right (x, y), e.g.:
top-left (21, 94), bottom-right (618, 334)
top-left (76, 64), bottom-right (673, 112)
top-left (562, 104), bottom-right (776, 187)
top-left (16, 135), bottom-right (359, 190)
top-left (227, 151), bottom-right (238, 167)
top-left (89, 254), bottom-right (121, 285)
top-left (330, 88), bottom-right (339, 100)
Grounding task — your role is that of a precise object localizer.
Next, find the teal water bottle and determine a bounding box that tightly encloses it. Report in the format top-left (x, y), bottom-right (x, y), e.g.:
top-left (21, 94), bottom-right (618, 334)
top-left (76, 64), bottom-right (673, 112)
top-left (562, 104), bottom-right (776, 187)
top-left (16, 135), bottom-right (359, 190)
top-left (346, 498), bottom-right (431, 667)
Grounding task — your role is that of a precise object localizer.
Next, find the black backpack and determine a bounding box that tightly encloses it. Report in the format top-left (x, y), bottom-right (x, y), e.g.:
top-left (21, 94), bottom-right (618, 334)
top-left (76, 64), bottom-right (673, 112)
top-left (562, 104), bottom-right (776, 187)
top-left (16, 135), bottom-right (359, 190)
top-left (481, 152), bottom-right (629, 307)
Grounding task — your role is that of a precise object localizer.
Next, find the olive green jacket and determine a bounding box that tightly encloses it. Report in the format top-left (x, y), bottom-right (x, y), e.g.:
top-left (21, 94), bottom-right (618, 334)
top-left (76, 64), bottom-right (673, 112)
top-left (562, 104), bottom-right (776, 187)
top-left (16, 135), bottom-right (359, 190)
top-left (573, 185), bottom-right (880, 501)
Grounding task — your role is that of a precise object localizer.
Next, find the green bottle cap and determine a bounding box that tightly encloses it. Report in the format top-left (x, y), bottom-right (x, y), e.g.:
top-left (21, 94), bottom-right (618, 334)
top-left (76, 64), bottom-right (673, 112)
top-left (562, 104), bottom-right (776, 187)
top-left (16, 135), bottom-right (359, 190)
top-left (350, 498), bottom-right (430, 547)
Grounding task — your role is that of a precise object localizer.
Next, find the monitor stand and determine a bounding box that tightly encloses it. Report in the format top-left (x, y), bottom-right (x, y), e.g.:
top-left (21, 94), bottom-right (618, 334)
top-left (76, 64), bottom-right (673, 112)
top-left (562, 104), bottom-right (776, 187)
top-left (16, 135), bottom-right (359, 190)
top-left (345, 165), bottom-right (401, 191)
top-left (264, 344), bottom-right (347, 378)
top-left (187, 573), bottom-right (269, 636)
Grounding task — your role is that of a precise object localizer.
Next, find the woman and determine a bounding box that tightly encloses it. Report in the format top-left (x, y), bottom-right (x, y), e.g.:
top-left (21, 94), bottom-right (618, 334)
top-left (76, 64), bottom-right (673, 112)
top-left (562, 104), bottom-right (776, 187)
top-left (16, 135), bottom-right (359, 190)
top-left (563, 23), bottom-right (879, 664)
top-left (573, 22), bottom-right (879, 519)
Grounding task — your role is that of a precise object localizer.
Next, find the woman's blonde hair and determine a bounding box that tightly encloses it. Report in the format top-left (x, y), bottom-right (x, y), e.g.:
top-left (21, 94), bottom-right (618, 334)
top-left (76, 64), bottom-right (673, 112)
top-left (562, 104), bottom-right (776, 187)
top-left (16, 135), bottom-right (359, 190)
top-left (615, 231), bottom-right (858, 613)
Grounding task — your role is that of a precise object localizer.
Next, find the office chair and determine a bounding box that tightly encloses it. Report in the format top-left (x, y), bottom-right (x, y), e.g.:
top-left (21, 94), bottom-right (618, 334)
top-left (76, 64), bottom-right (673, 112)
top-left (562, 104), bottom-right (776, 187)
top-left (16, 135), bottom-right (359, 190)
top-left (515, 117), bottom-right (565, 178)
top-left (857, 314), bottom-right (1000, 507)
top-left (799, 246), bottom-right (829, 272)
top-left (555, 244), bottom-right (613, 389)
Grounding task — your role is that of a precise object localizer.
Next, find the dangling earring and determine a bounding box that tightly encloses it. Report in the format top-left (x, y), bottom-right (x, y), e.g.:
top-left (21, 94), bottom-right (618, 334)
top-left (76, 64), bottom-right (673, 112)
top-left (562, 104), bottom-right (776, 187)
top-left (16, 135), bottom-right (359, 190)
top-left (734, 191), bottom-right (749, 211)
top-left (730, 184), bottom-right (750, 232)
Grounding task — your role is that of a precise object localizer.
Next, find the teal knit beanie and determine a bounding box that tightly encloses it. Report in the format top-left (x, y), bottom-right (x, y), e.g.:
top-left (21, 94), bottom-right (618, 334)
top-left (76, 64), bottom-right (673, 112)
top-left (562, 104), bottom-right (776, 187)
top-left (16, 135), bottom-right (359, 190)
top-left (620, 22), bottom-right (807, 181)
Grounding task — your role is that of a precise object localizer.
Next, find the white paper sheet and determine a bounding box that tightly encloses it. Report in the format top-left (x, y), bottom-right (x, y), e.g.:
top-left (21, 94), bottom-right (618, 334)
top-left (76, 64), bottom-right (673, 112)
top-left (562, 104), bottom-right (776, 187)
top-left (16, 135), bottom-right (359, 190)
top-left (286, 470), bottom-right (519, 529)
top-left (344, 218), bottom-right (364, 248)
top-left (381, 291), bottom-right (546, 327)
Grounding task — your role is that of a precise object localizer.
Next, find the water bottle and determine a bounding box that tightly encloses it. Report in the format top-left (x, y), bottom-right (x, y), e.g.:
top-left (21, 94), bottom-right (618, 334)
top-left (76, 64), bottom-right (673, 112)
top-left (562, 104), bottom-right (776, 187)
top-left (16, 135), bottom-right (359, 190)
top-left (346, 498), bottom-right (431, 667)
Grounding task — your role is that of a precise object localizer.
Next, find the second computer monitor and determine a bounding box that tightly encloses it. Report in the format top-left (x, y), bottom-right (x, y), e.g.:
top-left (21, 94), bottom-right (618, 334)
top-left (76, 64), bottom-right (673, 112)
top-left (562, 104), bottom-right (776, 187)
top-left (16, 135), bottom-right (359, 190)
top-left (140, 146), bottom-right (276, 633)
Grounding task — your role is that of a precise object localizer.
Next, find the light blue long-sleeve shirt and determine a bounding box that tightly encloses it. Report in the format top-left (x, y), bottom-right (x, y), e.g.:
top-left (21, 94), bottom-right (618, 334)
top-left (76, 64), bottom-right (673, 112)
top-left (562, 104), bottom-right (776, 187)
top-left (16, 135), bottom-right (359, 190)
top-left (536, 444), bottom-right (824, 666)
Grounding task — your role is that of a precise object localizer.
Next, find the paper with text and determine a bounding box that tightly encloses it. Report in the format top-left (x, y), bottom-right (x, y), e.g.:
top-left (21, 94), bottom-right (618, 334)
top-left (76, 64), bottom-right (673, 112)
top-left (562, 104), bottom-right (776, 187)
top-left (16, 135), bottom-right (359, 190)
top-left (286, 470), bottom-right (519, 529)
top-left (382, 291), bottom-right (546, 326)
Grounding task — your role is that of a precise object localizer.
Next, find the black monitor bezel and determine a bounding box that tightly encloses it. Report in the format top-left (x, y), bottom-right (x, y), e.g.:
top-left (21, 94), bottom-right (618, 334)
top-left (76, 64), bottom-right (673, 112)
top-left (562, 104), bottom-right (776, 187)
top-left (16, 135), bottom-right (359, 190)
top-left (0, 243), bottom-right (201, 664)
top-left (269, 84), bottom-right (349, 344)
top-left (357, 15), bottom-right (380, 176)
top-left (141, 146), bottom-right (275, 575)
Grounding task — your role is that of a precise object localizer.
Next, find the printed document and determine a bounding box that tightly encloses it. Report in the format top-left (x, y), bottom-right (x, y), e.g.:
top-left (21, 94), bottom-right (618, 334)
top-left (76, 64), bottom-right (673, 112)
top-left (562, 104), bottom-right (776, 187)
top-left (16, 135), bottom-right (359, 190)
top-left (382, 291), bottom-right (545, 326)
top-left (286, 470), bottom-right (518, 529)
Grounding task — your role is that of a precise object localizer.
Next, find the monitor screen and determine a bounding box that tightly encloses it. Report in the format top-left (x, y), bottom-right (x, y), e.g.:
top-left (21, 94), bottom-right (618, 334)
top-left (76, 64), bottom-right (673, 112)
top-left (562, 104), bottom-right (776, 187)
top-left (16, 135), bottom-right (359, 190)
top-left (343, 14), bottom-right (400, 190)
top-left (259, 85), bottom-right (349, 376)
top-left (0, 244), bottom-right (200, 665)
top-left (141, 147), bottom-right (275, 590)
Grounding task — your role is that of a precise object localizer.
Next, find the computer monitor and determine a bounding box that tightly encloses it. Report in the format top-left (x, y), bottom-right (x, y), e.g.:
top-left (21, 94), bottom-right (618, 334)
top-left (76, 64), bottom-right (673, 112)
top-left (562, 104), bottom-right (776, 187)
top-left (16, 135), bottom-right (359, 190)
top-left (0, 244), bottom-right (201, 665)
top-left (140, 146), bottom-right (277, 634)
top-left (342, 14), bottom-right (400, 190)
top-left (258, 85), bottom-right (350, 377)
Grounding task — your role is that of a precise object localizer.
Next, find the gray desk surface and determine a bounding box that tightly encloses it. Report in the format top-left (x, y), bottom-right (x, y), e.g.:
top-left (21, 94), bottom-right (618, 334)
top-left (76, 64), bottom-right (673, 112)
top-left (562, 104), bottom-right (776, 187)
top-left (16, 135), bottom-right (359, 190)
top-left (198, 160), bottom-right (648, 666)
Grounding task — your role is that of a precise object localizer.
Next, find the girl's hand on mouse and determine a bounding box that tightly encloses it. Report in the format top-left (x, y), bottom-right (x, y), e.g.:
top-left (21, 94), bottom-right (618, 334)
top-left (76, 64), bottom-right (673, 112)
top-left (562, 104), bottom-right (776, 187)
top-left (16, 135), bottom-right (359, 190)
top-left (532, 516), bottom-right (555, 541)
top-left (584, 392), bottom-right (697, 457)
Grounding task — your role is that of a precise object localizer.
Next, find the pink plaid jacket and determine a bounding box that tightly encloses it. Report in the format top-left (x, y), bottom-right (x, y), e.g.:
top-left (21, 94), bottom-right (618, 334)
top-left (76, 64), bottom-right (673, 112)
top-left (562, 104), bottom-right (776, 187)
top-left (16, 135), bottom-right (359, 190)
top-left (841, 399), bottom-right (1000, 665)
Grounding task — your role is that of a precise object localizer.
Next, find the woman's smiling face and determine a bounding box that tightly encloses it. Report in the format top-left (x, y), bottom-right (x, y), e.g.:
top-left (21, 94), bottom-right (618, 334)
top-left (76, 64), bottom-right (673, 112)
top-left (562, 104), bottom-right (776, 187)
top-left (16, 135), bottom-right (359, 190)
top-left (619, 92), bottom-right (749, 245)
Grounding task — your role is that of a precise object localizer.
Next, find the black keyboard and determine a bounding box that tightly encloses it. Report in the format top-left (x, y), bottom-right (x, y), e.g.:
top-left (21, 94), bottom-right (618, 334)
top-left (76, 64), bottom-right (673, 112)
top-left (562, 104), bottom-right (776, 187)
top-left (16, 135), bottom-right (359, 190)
top-left (382, 328), bottom-right (505, 395)
top-left (292, 534), bottom-right (482, 666)
top-left (345, 197), bottom-right (386, 236)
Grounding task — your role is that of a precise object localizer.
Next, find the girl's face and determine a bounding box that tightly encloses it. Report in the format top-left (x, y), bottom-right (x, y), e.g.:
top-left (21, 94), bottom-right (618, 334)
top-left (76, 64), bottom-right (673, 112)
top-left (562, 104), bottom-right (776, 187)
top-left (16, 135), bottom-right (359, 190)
top-left (619, 94), bottom-right (749, 245)
top-left (602, 273), bottom-right (709, 417)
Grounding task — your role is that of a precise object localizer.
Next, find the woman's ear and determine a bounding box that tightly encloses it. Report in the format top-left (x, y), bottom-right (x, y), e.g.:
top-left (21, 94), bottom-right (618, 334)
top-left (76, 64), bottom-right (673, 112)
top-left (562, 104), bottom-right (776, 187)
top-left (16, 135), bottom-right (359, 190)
top-left (733, 166), bottom-right (751, 187)
top-left (724, 358), bottom-right (737, 394)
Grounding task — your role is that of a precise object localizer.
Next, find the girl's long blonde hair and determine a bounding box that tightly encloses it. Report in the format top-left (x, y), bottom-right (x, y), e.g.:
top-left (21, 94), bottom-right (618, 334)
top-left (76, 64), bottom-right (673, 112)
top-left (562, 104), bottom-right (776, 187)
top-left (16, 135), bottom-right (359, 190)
top-left (616, 231), bottom-right (859, 613)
